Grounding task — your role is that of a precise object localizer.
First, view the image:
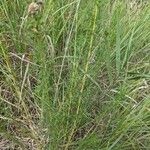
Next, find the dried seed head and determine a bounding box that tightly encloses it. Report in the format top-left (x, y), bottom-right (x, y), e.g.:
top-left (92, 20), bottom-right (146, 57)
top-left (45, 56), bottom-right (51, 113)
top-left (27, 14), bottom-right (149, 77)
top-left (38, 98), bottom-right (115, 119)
top-left (28, 2), bottom-right (39, 14)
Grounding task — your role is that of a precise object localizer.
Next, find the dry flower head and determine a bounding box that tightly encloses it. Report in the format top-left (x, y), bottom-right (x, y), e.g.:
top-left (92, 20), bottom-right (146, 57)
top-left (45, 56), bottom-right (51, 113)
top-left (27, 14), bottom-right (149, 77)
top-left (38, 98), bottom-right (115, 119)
top-left (28, 2), bottom-right (40, 14)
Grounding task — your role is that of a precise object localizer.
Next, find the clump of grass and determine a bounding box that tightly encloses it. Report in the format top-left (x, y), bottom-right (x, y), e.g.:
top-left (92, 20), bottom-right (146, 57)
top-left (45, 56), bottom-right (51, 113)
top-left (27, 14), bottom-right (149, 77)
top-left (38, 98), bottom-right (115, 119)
top-left (0, 0), bottom-right (150, 149)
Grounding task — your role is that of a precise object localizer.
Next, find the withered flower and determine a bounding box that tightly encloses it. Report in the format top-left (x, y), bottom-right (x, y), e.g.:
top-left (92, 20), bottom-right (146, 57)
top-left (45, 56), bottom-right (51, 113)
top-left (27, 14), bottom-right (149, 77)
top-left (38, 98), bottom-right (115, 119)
top-left (28, 2), bottom-right (40, 15)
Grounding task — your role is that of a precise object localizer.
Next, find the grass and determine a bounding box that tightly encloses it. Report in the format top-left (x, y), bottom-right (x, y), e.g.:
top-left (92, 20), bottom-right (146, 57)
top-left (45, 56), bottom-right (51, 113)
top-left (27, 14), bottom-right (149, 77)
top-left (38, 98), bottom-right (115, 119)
top-left (0, 0), bottom-right (150, 149)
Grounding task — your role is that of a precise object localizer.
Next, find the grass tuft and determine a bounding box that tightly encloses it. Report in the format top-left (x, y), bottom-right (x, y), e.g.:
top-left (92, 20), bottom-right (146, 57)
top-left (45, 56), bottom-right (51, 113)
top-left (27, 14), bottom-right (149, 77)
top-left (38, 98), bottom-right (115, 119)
top-left (0, 0), bottom-right (150, 149)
